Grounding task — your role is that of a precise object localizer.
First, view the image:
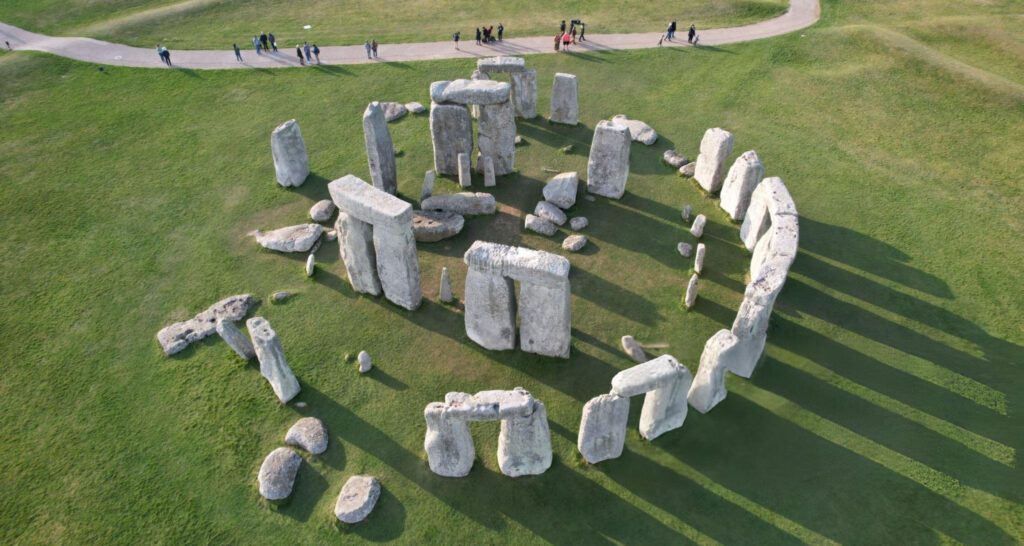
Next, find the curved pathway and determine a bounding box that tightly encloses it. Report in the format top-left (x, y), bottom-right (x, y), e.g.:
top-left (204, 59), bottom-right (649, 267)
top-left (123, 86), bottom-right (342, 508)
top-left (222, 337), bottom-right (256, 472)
top-left (0, 0), bottom-right (818, 69)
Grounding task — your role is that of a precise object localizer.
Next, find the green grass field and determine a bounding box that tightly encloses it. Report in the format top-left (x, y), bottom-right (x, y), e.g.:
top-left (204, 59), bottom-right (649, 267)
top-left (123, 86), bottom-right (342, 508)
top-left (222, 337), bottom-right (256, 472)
top-left (1, 0), bottom-right (1022, 543)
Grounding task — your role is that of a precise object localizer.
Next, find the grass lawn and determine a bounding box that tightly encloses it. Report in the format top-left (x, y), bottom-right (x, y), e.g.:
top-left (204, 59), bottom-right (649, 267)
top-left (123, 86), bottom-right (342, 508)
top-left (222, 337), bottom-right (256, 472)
top-left (0, 0), bottom-right (789, 49)
top-left (1, 0), bottom-right (1022, 542)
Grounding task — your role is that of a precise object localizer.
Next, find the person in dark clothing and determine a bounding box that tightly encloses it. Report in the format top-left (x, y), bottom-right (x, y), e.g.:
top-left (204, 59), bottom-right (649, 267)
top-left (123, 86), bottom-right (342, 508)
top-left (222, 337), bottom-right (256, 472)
top-left (667, 20), bottom-right (677, 40)
top-left (483, 26), bottom-right (490, 43)
top-left (5, 41), bottom-right (10, 50)
top-left (162, 48), bottom-right (171, 66)
top-left (475, 28), bottom-right (482, 45)
top-left (554, 33), bottom-right (560, 52)
top-left (488, 26), bottom-right (494, 42)
top-left (579, 23), bottom-right (586, 41)
top-left (269, 32), bottom-right (277, 51)
top-left (498, 23), bottom-right (503, 40)
top-left (312, 44), bottom-right (320, 64)
top-left (571, 25), bottom-right (577, 44)
top-left (303, 41), bottom-right (311, 62)
top-left (560, 20), bottom-right (566, 33)
top-left (260, 32), bottom-right (268, 50)
top-left (233, 43), bottom-right (242, 62)
top-left (453, 31), bottom-right (460, 49)
top-left (371, 39), bottom-right (378, 58)
top-left (688, 24), bottom-right (696, 43)
top-left (296, 45), bottom-right (305, 65)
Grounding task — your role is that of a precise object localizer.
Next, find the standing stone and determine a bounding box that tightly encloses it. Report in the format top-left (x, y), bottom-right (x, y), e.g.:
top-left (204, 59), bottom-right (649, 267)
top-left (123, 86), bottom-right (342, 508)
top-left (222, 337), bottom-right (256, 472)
top-left (543, 171), bottom-right (579, 209)
top-left (258, 447), bottom-right (302, 500)
top-left (334, 476), bottom-right (381, 524)
top-left (577, 394), bottom-right (629, 464)
top-left (534, 201), bottom-right (567, 226)
top-left (518, 277), bottom-right (571, 358)
top-left (690, 214), bottom-right (707, 238)
top-left (730, 299), bottom-right (771, 378)
top-left (430, 103), bottom-right (473, 175)
top-left (463, 268), bottom-right (517, 351)
top-left (510, 68), bottom-right (538, 119)
top-left (694, 128), bottom-right (735, 194)
top-left (719, 151), bottom-right (765, 221)
top-left (586, 120), bottom-right (631, 199)
top-left (305, 253), bottom-right (315, 277)
top-left (335, 211), bottom-right (382, 296)
top-left (750, 214), bottom-right (798, 279)
top-left (688, 330), bottom-right (738, 413)
top-left (270, 119), bottom-right (310, 187)
top-left (635, 356), bottom-right (693, 440)
top-left (694, 243), bottom-right (706, 274)
top-left (423, 402), bottom-right (475, 477)
top-left (621, 335), bottom-right (646, 362)
top-left (247, 317), bottom-right (301, 403)
top-left (363, 102), bottom-right (397, 194)
top-left (216, 319), bottom-right (255, 360)
top-left (740, 177), bottom-right (796, 251)
top-left (478, 100), bottom-right (516, 175)
top-left (481, 156), bottom-right (496, 187)
top-left (469, 69), bottom-right (489, 119)
top-left (358, 350), bottom-right (372, 373)
top-left (310, 199), bottom-right (336, 222)
top-left (285, 417), bottom-right (328, 455)
top-left (420, 170), bottom-right (435, 202)
top-left (549, 73), bottom-right (579, 125)
top-left (439, 267), bottom-right (454, 302)
top-left (497, 399), bottom-right (552, 477)
top-left (684, 274), bottom-right (699, 309)
top-left (682, 205), bottom-right (692, 223)
top-left (457, 153), bottom-right (472, 188)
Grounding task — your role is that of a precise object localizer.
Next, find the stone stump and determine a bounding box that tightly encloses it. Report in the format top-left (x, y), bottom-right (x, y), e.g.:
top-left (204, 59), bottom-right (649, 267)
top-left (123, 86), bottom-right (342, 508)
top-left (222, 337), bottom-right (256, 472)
top-left (270, 119), bottom-right (309, 187)
top-left (363, 102), bottom-right (397, 194)
top-left (587, 120), bottom-right (631, 199)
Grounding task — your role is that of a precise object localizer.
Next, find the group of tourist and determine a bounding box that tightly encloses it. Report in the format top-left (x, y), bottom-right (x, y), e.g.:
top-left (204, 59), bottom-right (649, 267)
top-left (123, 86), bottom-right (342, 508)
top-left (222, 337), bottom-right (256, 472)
top-left (659, 21), bottom-right (698, 46)
top-left (554, 19), bottom-right (586, 52)
top-left (363, 39), bottom-right (379, 59)
top-left (228, 32), bottom-right (322, 65)
top-left (475, 24), bottom-right (504, 45)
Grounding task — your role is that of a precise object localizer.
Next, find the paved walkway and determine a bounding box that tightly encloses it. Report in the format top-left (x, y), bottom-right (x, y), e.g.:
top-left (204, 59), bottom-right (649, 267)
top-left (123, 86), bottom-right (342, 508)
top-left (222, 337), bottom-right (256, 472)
top-left (0, 0), bottom-right (818, 70)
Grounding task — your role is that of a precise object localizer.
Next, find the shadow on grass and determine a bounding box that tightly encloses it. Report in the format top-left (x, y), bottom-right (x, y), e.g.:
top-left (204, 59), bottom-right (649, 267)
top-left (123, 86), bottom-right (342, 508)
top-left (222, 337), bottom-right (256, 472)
top-left (572, 267), bottom-right (662, 326)
top-left (312, 64), bottom-right (352, 76)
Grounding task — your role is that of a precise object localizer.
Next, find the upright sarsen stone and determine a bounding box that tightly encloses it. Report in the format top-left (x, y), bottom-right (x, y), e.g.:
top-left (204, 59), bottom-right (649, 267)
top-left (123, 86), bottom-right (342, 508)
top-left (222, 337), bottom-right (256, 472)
top-left (550, 73), bottom-right (579, 125)
top-left (336, 211), bottom-right (382, 296)
top-left (363, 102), bottom-right (397, 194)
top-left (577, 394), bottom-right (629, 464)
top-left (424, 402), bottom-right (475, 477)
top-left (510, 69), bottom-right (538, 119)
top-left (497, 398), bottom-right (553, 477)
top-left (270, 119), bottom-right (309, 187)
top-left (463, 268), bottom-right (517, 351)
top-left (688, 330), bottom-right (738, 413)
top-left (519, 277), bottom-right (571, 358)
top-left (246, 317), bottom-right (300, 403)
top-left (587, 120), bottom-right (631, 199)
top-left (719, 150), bottom-right (765, 220)
top-left (478, 100), bottom-right (516, 175)
top-left (430, 102), bottom-right (473, 175)
top-left (694, 128), bottom-right (734, 194)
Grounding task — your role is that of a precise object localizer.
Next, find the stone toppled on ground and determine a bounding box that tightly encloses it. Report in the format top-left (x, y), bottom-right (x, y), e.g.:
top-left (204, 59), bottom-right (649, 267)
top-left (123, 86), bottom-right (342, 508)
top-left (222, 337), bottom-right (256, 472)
top-left (562, 234), bottom-right (587, 252)
top-left (477, 56), bottom-right (526, 73)
top-left (524, 214), bottom-right (557, 236)
top-left (247, 317), bottom-right (301, 403)
top-left (514, 135), bottom-right (523, 145)
top-left (430, 79), bottom-right (511, 105)
top-left (258, 447), bottom-right (301, 500)
top-left (577, 394), bottom-right (629, 464)
top-left (611, 114), bottom-right (658, 145)
top-left (677, 242), bottom-right (693, 257)
top-left (271, 291), bottom-right (292, 302)
top-left (412, 210), bottom-right (465, 242)
top-left (681, 205), bottom-right (692, 223)
top-left (216, 318), bottom-right (255, 360)
top-left (679, 162), bottom-right (696, 177)
top-left (569, 216), bottom-right (589, 230)
top-left (587, 120), bottom-right (631, 199)
top-left (690, 214), bottom-right (707, 238)
top-left (688, 330), bottom-right (738, 413)
top-left (663, 150), bottom-right (688, 168)
top-left (457, 152), bottom-right (471, 187)
top-left (420, 170), bottom-right (435, 201)
top-left (497, 398), bottom-right (552, 477)
top-left (695, 243), bottom-right (706, 274)
top-left (685, 274), bottom-right (699, 309)
top-left (421, 193), bottom-right (496, 215)
top-left (405, 101), bottom-right (426, 114)
top-left (305, 254), bottom-right (315, 277)
top-left (253, 224), bottom-right (323, 253)
top-left (720, 150), bottom-right (765, 221)
top-left (440, 267), bottom-right (453, 302)
top-left (543, 171), bottom-right (578, 209)
top-left (694, 128), bottom-right (735, 194)
top-left (157, 294), bottom-right (254, 355)
top-left (271, 119), bottom-right (309, 187)
top-left (358, 350), bottom-right (372, 373)
top-left (534, 201), bottom-right (567, 226)
top-left (310, 199), bottom-right (336, 222)
top-left (430, 103), bottom-right (473, 175)
top-left (550, 73), bottom-right (579, 125)
top-left (620, 335), bottom-right (646, 362)
top-left (334, 475), bottom-right (381, 524)
top-left (363, 102), bottom-right (398, 195)
top-left (380, 101), bottom-right (408, 122)
top-left (285, 417), bottom-right (328, 455)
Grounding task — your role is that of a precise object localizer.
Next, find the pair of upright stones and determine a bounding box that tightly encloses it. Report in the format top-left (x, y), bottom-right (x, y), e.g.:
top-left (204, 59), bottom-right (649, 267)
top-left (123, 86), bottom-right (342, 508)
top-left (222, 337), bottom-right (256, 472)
top-left (692, 127), bottom-right (768, 222)
top-left (424, 387), bottom-right (551, 478)
top-left (463, 241), bottom-right (571, 359)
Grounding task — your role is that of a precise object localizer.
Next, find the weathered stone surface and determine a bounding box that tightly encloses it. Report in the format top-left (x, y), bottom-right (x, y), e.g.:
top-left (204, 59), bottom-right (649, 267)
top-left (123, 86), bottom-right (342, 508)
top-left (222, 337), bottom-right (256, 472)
top-left (638, 355), bottom-right (692, 440)
top-left (464, 268), bottom-right (517, 351)
top-left (372, 224), bottom-right (423, 311)
top-left (694, 243), bottom-right (706, 274)
top-left (587, 120), bottom-right (631, 199)
top-left (694, 128), bottom-right (735, 194)
top-left (445, 388), bottom-right (535, 421)
top-left (358, 350), bottom-right (372, 373)
top-left (562, 234), bottom-right (587, 252)
top-left (740, 177), bottom-right (797, 250)
top-left (569, 216), bottom-right (589, 230)
top-left (469, 70), bottom-right (489, 119)
top-left (324, 229), bottom-right (338, 242)
top-left (439, 267), bottom-right (453, 302)
top-left (381, 101), bottom-right (408, 122)
top-left (621, 335), bottom-right (646, 362)
top-left (719, 150), bottom-right (765, 221)
top-left (481, 156), bottom-right (496, 187)
top-left (498, 398), bottom-right (552, 477)
top-left (430, 103), bottom-right (473, 175)
top-left (271, 291), bottom-right (292, 302)
top-left (258, 447), bottom-right (301, 500)
top-left (285, 417), bottom-right (328, 455)
top-left (744, 256), bottom-right (791, 308)
top-left (690, 214), bottom-right (707, 238)
top-left (423, 402), bottom-right (475, 477)
top-left (577, 394), bottom-right (629, 464)
top-left (663, 150), bottom-right (688, 168)
top-left (216, 318), bottom-right (255, 360)
top-left (478, 100), bottom-right (516, 175)
top-left (524, 214), bottom-right (557, 236)
top-left (464, 241), bottom-right (570, 287)
top-left (430, 79), bottom-right (511, 105)
top-left (420, 170), bottom-right (435, 202)
top-left (328, 174), bottom-right (413, 228)
top-left (510, 69), bottom-right (538, 119)
top-left (688, 330), bottom-right (737, 413)
top-left (247, 317), bottom-right (301, 403)
top-left (543, 171), bottom-right (578, 209)
top-left (729, 288), bottom-right (777, 379)
top-left (157, 294), bottom-right (254, 355)
top-left (534, 201), bottom-right (567, 226)
top-left (477, 56), bottom-right (526, 73)
top-left (679, 162), bottom-right (696, 177)
top-left (334, 476), bottom-right (381, 524)
top-left (405, 101), bottom-right (426, 114)
top-left (270, 119), bottom-right (309, 187)
top-left (335, 211), bottom-right (381, 295)
top-left (457, 153), bottom-right (472, 188)
top-left (611, 114), bottom-right (658, 145)
top-left (412, 210), bottom-right (465, 242)
top-left (363, 102), bottom-right (398, 195)
top-left (611, 354), bottom-right (683, 397)
top-left (421, 193), bottom-right (496, 215)
top-left (305, 253), bottom-right (315, 277)
top-left (685, 274), bottom-right (699, 309)
top-left (550, 73), bottom-right (579, 125)
top-left (310, 199), bottom-right (336, 222)
top-left (750, 213), bottom-right (799, 279)
top-left (681, 205), bottom-right (692, 223)
top-left (519, 278), bottom-right (572, 358)
top-left (677, 242), bottom-right (693, 258)
top-left (253, 224), bottom-right (323, 253)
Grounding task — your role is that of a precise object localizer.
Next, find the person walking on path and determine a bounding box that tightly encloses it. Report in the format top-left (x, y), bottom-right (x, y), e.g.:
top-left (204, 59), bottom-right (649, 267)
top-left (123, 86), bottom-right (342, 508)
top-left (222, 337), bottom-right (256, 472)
top-left (296, 44), bottom-right (305, 65)
top-left (562, 31), bottom-right (571, 51)
top-left (475, 28), bottom-right (481, 45)
top-left (312, 44), bottom-right (320, 64)
top-left (571, 24), bottom-right (577, 44)
top-left (157, 45), bottom-right (171, 66)
top-left (579, 23), bottom-right (586, 41)
top-left (667, 21), bottom-right (677, 40)
top-left (371, 39), bottom-right (378, 58)
top-left (259, 32), bottom-right (268, 51)
top-left (554, 33), bottom-right (560, 52)
top-left (688, 24), bottom-right (696, 43)
top-left (252, 35), bottom-right (261, 55)
top-left (5, 40), bottom-right (10, 50)
top-left (364, 40), bottom-right (372, 58)
top-left (233, 43), bottom-right (242, 62)
top-left (498, 23), bottom-right (503, 41)
top-left (303, 41), bottom-right (311, 62)
top-left (453, 31), bottom-right (460, 49)
top-left (560, 20), bottom-right (566, 33)
top-left (268, 32), bottom-right (277, 52)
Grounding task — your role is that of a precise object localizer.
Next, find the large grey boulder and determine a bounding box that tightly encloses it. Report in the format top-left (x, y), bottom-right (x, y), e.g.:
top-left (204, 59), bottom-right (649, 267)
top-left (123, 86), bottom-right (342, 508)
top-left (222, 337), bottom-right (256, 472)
top-left (587, 120), bottom-right (631, 199)
top-left (719, 150), bottom-right (765, 221)
top-left (562, 234), bottom-right (587, 252)
top-left (478, 100), bottom-right (516, 175)
top-left (577, 394), bottom-right (629, 464)
top-left (335, 211), bottom-right (382, 296)
top-left (334, 475), bottom-right (381, 524)
top-left (677, 242), bottom-right (693, 257)
top-left (424, 402), bottom-right (475, 477)
top-left (688, 330), bottom-right (737, 413)
top-left (620, 335), bottom-right (646, 362)
top-left (611, 114), bottom-right (658, 145)
top-left (157, 294), bottom-right (254, 355)
top-left (430, 79), bottom-right (511, 105)
top-left (543, 171), bottom-right (578, 209)
top-left (679, 162), bottom-right (696, 177)
top-left (257, 447), bottom-right (301, 500)
top-left (534, 201), bottom-right (567, 226)
top-left (363, 102), bottom-right (398, 195)
top-left (310, 199), bottom-right (336, 222)
top-left (380, 101), bottom-right (408, 122)
top-left (569, 216), bottom-right (589, 230)
top-left (694, 128), bottom-right (735, 194)
top-left (477, 56), bottom-right (526, 73)
top-left (421, 193), bottom-right (496, 215)
top-left (247, 317), bottom-right (301, 403)
top-left (412, 210), bottom-right (465, 242)
top-left (663, 150), bottom-right (688, 168)
top-left (510, 69), bottom-right (538, 119)
top-left (216, 318), bottom-right (255, 360)
top-left (430, 103), bottom-right (473, 175)
top-left (285, 417), bottom-right (328, 455)
top-left (498, 398), bottom-right (552, 477)
top-left (253, 224), bottom-right (323, 253)
top-left (524, 214), bottom-right (557, 236)
top-left (550, 73), bottom-right (579, 125)
top-left (357, 350), bottom-right (372, 373)
top-left (270, 119), bottom-right (309, 187)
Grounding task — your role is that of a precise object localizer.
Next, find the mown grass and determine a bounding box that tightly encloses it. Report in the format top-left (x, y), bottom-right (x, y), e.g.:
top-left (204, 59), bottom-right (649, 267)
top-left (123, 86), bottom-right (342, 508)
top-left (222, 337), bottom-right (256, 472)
top-left (1, 0), bottom-right (1022, 542)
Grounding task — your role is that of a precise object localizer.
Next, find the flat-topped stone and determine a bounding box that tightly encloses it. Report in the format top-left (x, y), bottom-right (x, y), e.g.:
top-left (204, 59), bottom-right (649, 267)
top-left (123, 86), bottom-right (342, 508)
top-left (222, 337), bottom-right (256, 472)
top-left (543, 171), bottom-right (579, 209)
top-left (421, 192), bottom-right (496, 215)
top-left (334, 475), bottom-right (381, 524)
top-left (430, 79), bottom-right (511, 105)
top-left (327, 174), bottom-right (412, 227)
top-left (477, 56), bottom-right (526, 73)
top-left (610, 354), bottom-right (688, 398)
top-left (444, 388), bottom-right (534, 421)
top-left (464, 240), bottom-right (570, 287)
top-left (157, 294), bottom-right (253, 355)
top-left (412, 210), bottom-right (465, 242)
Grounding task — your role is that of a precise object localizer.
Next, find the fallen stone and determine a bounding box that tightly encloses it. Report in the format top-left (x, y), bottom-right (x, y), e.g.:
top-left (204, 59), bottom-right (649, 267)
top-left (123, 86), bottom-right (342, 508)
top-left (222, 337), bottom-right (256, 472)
top-left (430, 79), bottom-right (511, 105)
top-left (216, 318), bottom-right (255, 360)
top-left (258, 447), bottom-right (302, 500)
top-left (253, 224), bottom-right (323, 253)
top-left (498, 398), bottom-right (552, 477)
top-left (587, 120), bottom-right (631, 199)
top-left (157, 294), bottom-right (254, 355)
top-left (271, 291), bottom-right (292, 302)
top-left (687, 330), bottom-right (737, 413)
top-left (569, 216), bottom-right (589, 230)
top-left (524, 214), bottom-right (557, 236)
top-left (694, 128), bottom-right (735, 194)
top-left (510, 68), bottom-right (538, 119)
top-left (550, 73), bottom-right (579, 125)
top-left (421, 193), bottom-right (496, 215)
top-left (663, 150), bottom-right (688, 168)
top-left (440, 267), bottom-right (453, 303)
top-left (677, 242), bottom-right (693, 258)
top-left (559, 144), bottom-right (573, 154)
top-left (562, 234), bottom-right (587, 252)
top-left (334, 475), bottom-right (381, 524)
top-left (694, 243), bottom-right (706, 274)
top-left (424, 402), bottom-right (475, 476)
top-left (477, 56), bottom-right (526, 73)
top-left (430, 103), bottom-right (473, 175)
top-left (681, 205), bottom-right (692, 223)
top-left (584, 195), bottom-right (596, 202)
top-left (309, 237), bottom-right (322, 254)
top-left (534, 201), bottom-right (567, 226)
top-left (363, 102), bottom-right (398, 194)
top-left (719, 150), bottom-right (765, 221)
top-left (380, 101), bottom-right (408, 122)
top-left (611, 114), bottom-right (658, 145)
top-left (247, 317), bottom-right (300, 403)
top-left (685, 274), bottom-right (699, 309)
top-left (405, 101), bottom-right (426, 114)
top-left (457, 152), bottom-right (472, 187)
top-left (543, 171), bottom-right (578, 209)
top-left (481, 156), bottom-right (496, 187)
top-left (270, 119), bottom-right (309, 187)
top-left (358, 350), bottom-right (372, 373)
top-left (305, 253), bottom-right (315, 277)
top-left (577, 394), bottom-right (629, 464)
top-left (611, 354), bottom-right (684, 397)
top-left (412, 210), bottom-right (465, 242)
top-left (285, 416), bottom-right (328, 455)
top-left (420, 170), bottom-right (435, 201)
top-left (621, 335), bottom-right (646, 362)
top-left (679, 162), bottom-right (696, 177)
top-left (690, 214), bottom-right (707, 238)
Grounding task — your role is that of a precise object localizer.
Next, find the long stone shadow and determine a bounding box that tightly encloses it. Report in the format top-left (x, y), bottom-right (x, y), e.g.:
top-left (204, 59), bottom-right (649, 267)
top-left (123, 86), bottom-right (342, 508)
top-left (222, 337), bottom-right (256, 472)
top-left (571, 267), bottom-right (662, 326)
top-left (515, 117), bottom-right (594, 152)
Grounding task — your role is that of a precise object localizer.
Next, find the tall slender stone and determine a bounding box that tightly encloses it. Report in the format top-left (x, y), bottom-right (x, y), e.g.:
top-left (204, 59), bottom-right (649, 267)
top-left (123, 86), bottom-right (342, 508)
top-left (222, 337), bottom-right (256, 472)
top-left (688, 330), bottom-right (737, 413)
top-left (246, 317), bottom-right (300, 403)
top-left (478, 100), bottom-right (516, 175)
top-left (577, 394), bottom-right (629, 464)
top-left (439, 266), bottom-right (453, 303)
top-left (550, 73), bottom-right (579, 125)
top-left (586, 120), bottom-right (631, 199)
top-left (335, 211), bottom-right (382, 296)
top-left (518, 277), bottom-right (571, 359)
top-left (270, 119), bottom-right (309, 187)
top-left (636, 356), bottom-right (693, 440)
top-left (694, 243), bottom-right (706, 274)
top-left (430, 102), bottom-right (473, 175)
top-left (423, 402), bottom-right (475, 477)
top-left (719, 150), bottom-right (765, 220)
top-left (481, 156), bottom-right (496, 187)
top-left (685, 274), bottom-right (699, 309)
top-left (463, 268), bottom-right (517, 351)
top-left (510, 68), bottom-right (538, 119)
top-left (363, 102), bottom-right (397, 194)
top-left (216, 318), bottom-right (255, 360)
top-left (693, 128), bottom-right (734, 194)
top-left (457, 153), bottom-right (472, 187)
top-left (421, 170), bottom-right (435, 202)
top-left (497, 399), bottom-right (552, 477)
